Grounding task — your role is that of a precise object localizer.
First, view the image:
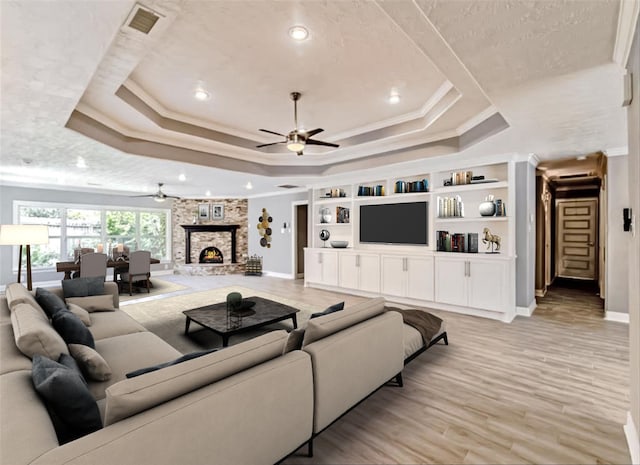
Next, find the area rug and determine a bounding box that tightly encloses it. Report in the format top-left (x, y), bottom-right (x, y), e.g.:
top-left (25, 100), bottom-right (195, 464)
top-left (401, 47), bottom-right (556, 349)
top-left (118, 278), bottom-right (188, 302)
top-left (120, 286), bottom-right (323, 353)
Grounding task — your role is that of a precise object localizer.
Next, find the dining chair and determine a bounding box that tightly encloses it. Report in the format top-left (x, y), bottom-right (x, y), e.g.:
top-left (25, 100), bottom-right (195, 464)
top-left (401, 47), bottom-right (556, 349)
top-left (79, 252), bottom-right (108, 280)
top-left (112, 245), bottom-right (130, 261)
top-left (119, 250), bottom-right (151, 296)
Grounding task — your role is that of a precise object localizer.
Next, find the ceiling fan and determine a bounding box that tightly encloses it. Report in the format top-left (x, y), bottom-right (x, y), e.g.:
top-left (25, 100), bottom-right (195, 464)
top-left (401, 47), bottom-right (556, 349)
top-left (257, 92), bottom-right (339, 156)
top-left (132, 183), bottom-right (180, 202)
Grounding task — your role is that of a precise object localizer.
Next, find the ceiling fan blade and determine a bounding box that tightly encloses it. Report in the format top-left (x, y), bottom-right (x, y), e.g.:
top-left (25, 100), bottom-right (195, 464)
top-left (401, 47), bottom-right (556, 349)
top-left (259, 129), bottom-right (286, 137)
top-left (306, 139), bottom-right (340, 148)
top-left (256, 141), bottom-right (285, 148)
top-left (303, 128), bottom-right (324, 138)
top-left (130, 194), bottom-right (154, 198)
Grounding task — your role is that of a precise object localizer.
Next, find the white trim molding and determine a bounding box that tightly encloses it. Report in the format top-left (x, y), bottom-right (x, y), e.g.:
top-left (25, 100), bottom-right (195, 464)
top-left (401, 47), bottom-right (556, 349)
top-left (625, 411), bottom-right (640, 465)
top-left (605, 147), bottom-right (630, 157)
top-left (262, 270), bottom-right (295, 280)
top-left (605, 311), bottom-right (630, 323)
top-left (613, 0), bottom-right (640, 66)
top-left (516, 299), bottom-right (537, 317)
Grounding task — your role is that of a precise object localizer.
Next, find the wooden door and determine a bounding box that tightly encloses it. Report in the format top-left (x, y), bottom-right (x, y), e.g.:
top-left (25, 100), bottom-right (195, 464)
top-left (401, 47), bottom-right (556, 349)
top-left (295, 205), bottom-right (307, 278)
top-left (556, 199), bottom-right (598, 279)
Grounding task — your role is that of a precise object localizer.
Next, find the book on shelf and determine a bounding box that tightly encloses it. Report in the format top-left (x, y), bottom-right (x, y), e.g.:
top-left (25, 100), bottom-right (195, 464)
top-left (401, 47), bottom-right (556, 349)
top-left (336, 206), bottom-right (350, 224)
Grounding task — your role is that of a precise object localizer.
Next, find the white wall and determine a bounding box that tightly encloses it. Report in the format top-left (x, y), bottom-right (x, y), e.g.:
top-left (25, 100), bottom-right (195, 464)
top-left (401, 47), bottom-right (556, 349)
top-left (515, 161), bottom-right (537, 309)
top-left (624, 18), bottom-right (640, 462)
top-left (605, 155), bottom-right (629, 314)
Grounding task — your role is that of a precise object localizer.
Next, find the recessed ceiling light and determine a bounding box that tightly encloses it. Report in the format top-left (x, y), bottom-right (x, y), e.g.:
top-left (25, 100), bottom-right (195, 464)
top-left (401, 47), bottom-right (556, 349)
top-left (388, 93), bottom-right (400, 104)
top-left (76, 156), bottom-right (87, 168)
top-left (245, 181), bottom-right (253, 190)
top-left (205, 190), bottom-right (211, 197)
top-left (288, 25), bottom-right (309, 41)
top-left (194, 88), bottom-right (210, 101)
top-left (178, 173), bottom-right (186, 181)
top-left (576, 155), bottom-right (587, 160)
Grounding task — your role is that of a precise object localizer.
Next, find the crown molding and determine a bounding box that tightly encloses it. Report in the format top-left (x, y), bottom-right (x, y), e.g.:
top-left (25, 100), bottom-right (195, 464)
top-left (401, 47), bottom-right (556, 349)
top-left (613, 0), bottom-right (640, 66)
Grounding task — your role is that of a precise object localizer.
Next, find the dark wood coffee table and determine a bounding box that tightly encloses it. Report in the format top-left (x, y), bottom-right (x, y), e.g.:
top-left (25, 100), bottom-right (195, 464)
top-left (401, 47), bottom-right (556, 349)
top-left (182, 296), bottom-right (299, 347)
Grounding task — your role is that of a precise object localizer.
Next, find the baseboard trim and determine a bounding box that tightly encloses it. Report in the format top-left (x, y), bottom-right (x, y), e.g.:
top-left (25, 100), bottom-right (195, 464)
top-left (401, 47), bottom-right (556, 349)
top-left (625, 411), bottom-right (640, 465)
top-left (535, 288), bottom-right (546, 298)
top-left (605, 311), bottom-right (630, 323)
top-left (263, 271), bottom-right (295, 280)
top-left (516, 299), bottom-right (537, 317)
top-left (151, 269), bottom-right (174, 276)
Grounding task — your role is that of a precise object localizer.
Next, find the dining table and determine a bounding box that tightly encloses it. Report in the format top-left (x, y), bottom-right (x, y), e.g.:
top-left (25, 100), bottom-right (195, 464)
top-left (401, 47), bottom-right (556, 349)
top-left (55, 258), bottom-right (160, 281)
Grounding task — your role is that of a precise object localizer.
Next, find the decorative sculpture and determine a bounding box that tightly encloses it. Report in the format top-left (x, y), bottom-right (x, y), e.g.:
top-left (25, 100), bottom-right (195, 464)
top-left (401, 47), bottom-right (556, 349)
top-left (482, 227), bottom-right (501, 253)
top-left (319, 229), bottom-right (330, 247)
top-left (257, 208), bottom-right (272, 248)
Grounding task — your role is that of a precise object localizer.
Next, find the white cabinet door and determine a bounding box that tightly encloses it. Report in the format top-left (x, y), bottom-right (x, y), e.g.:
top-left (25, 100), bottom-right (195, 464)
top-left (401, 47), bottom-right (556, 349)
top-left (305, 249), bottom-right (323, 284)
top-left (381, 256), bottom-right (405, 297)
top-left (305, 249), bottom-right (338, 286)
top-left (338, 253), bottom-right (359, 290)
top-left (434, 257), bottom-right (467, 307)
top-left (407, 256), bottom-right (434, 301)
top-left (467, 259), bottom-right (505, 312)
top-left (358, 253), bottom-right (381, 293)
top-left (320, 251), bottom-right (339, 286)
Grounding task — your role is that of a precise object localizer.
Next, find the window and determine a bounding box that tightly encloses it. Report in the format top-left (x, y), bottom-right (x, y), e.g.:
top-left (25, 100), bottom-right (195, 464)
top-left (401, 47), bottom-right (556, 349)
top-left (14, 202), bottom-right (170, 269)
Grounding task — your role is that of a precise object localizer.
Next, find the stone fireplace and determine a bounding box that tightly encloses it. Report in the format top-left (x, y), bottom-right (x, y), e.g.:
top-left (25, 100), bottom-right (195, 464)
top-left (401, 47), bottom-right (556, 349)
top-left (172, 199), bottom-right (248, 276)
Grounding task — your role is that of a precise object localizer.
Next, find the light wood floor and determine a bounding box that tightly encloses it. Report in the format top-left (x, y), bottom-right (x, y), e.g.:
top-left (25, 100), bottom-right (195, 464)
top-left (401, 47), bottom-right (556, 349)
top-left (158, 274), bottom-right (631, 464)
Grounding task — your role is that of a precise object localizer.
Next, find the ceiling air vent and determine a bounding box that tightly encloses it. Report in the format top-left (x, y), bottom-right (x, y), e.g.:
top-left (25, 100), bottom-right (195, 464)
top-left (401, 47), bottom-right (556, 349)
top-left (127, 6), bottom-right (160, 34)
top-left (278, 184), bottom-right (300, 189)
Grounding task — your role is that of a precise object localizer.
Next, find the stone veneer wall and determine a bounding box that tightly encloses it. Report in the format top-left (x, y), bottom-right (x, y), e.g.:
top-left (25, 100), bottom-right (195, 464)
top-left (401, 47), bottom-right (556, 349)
top-left (172, 199), bottom-right (248, 274)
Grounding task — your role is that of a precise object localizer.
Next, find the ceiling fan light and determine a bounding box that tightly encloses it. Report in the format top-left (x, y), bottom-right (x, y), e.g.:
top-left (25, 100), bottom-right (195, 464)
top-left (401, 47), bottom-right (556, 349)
top-left (287, 141), bottom-right (305, 152)
top-left (153, 196), bottom-right (166, 202)
top-left (194, 89), bottom-right (210, 101)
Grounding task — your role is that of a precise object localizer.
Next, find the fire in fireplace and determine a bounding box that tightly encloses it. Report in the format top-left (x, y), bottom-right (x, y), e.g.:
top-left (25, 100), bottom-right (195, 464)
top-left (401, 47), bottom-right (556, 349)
top-left (199, 246), bottom-right (224, 264)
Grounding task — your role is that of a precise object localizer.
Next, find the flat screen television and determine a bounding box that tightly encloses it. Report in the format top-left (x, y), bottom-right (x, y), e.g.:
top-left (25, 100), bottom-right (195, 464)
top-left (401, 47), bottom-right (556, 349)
top-left (359, 201), bottom-right (428, 245)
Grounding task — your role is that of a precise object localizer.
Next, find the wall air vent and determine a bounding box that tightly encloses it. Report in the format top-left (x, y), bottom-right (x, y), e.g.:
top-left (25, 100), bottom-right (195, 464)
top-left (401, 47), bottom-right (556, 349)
top-left (127, 6), bottom-right (160, 34)
top-left (278, 184), bottom-right (300, 189)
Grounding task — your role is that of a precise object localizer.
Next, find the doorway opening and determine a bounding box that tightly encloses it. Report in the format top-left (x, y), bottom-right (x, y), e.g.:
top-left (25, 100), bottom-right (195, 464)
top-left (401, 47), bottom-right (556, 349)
top-left (292, 202), bottom-right (308, 279)
top-left (535, 153), bottom-right (605, 308)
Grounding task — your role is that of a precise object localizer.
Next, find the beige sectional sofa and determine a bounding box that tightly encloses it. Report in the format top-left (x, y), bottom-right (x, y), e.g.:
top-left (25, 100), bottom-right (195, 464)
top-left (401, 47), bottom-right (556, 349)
top-left (1, 283), bottom-right (444, 465)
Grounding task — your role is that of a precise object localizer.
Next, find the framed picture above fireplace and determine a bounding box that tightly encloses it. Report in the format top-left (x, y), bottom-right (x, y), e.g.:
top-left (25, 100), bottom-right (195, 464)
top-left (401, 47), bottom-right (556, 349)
top-left (212, 204), bottom-right (224, 220)
top-left (198, 203), bottom-right (210, 221)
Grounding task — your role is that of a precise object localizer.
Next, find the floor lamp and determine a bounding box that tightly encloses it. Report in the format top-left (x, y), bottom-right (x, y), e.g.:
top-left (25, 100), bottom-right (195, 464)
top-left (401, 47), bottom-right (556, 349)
top-left (0, 224), bottom-right (49, 290)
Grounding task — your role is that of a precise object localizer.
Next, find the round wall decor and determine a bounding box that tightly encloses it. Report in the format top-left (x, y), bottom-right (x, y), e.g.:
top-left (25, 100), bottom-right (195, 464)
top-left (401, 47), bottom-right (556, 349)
top-left (257, 208), bottom-right (273, 248)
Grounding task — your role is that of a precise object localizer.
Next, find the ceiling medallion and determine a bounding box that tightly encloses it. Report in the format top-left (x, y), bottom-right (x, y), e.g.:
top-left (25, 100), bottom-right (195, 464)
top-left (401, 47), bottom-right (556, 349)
top-left (288, 25), bottom-right (309, 41)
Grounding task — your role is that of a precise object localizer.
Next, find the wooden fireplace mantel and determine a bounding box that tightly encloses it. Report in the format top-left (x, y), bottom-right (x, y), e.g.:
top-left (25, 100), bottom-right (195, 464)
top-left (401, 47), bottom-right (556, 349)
top-left (181, 224), bottom-right (239, 264)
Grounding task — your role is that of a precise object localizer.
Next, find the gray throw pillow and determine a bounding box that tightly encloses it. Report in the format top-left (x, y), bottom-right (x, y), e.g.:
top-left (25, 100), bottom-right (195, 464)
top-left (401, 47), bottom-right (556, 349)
top-left (310, 301), bottom-right (345, 319)
top-left (35, 288), bottom-right (68, 318)
top-left (32, 354), bottom-right (102, 444)
top-left (125, 348), bottom-right (219, 378)
top-left (51, 310), bottom-right (95, 349)
top-left (62, 277), bottom-right (105, 298)
top-left (283, 328), bottom-right (305, 353)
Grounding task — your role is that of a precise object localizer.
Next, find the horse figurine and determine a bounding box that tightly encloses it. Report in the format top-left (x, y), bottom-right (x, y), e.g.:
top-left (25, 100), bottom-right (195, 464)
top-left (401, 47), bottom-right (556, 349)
top-left (482, 227), bottom-right (501, 252)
